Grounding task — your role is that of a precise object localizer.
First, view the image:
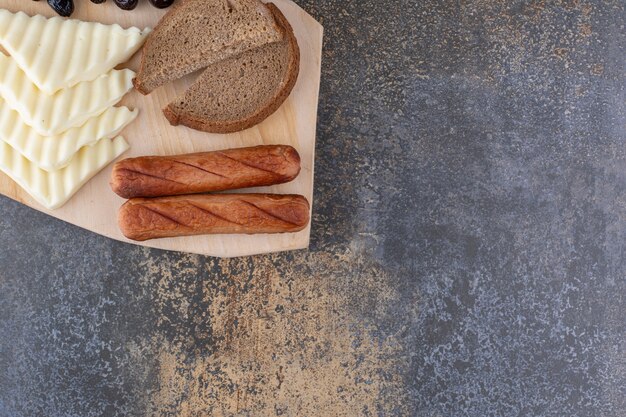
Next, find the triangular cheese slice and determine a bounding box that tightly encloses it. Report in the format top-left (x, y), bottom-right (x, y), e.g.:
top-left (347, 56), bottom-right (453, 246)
top-left (0, 54), bottom-right (134, 136)
top-left (0, 136), bottom-right (129, 209)
top-left (0, 10), bottom-right (149, 94)
top-left (0, 104), bottom-right (137, 171)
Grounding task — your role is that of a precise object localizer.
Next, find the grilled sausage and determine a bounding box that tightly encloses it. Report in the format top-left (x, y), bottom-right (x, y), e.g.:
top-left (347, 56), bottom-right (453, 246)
top-left (110, 145), bottom-right (301, 198)
top-left (118, 193), bottom-right (309, 241)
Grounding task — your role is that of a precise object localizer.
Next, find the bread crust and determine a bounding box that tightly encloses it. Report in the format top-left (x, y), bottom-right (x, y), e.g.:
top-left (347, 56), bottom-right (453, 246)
top-left (118, 193), bottom-right (310, 241)
top-left (109, 145), bottom-right (301, 198)
top-left (162, 2), bottom-right (301, 133)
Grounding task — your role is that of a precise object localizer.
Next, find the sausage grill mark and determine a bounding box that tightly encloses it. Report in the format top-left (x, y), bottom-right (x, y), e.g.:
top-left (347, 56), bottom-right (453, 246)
top-left (168, 159), bottom-right (228, 178)
top-left (139, 204), bottom-right (189, 228)
top-left (186, 202), bottom-right (242, 225)
top-left (239, 199), bottom-right (302, 226)
top-left (119, 168), bottom-right (186, 185)
top-left (217, 152), bottom-right (281, 176)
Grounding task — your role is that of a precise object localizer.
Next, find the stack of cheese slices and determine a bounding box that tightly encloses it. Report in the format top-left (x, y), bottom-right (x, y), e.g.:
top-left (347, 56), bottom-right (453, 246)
top-left (0, 9), bottom-right (149, 209)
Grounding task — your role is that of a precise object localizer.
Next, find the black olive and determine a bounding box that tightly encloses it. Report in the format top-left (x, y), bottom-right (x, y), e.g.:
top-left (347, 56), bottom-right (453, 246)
top-left (114, 0), bottom-right (138, 10)
top-left (47, 0), bottom-right (74, 17)
top-left (149, 0), bottom-right (175, 8)
top-left (91, 0), bottom-right (106, 3)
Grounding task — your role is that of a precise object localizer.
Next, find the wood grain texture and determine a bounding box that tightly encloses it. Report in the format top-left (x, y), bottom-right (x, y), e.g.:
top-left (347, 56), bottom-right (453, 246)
top-left (0, 0), bottom-right (323, 258)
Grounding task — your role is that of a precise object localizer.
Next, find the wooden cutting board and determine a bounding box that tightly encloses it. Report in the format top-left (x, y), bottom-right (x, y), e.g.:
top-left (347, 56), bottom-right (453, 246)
top-left (0, 0), bottom-right (323, 258)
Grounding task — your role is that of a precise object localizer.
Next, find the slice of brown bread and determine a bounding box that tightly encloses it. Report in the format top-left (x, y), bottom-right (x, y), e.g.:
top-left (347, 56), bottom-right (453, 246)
top-left (163, 3), bottom-right (300, 133)
top-left (133, 0), bottom-right (284, 95)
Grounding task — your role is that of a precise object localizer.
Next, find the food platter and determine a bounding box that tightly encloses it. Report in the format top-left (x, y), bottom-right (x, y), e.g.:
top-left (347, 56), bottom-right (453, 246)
top-left (0, 0), bottom-right (323, 257)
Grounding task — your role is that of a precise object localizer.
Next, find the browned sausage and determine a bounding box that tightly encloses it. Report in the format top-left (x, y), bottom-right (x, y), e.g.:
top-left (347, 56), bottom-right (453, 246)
top-left (118, 193), bottom-right (310, 241)
top-left (110, 145), bottom-right (301, 198)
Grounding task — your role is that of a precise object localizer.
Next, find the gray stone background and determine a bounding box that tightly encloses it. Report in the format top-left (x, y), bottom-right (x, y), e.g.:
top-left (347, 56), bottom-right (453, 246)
top-left (1, 0), bottom-right (625, 416)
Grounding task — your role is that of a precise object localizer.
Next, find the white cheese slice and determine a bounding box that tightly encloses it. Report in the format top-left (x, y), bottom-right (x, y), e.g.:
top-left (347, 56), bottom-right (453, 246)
top-left (0, 136), bottom-right (129, 209)
top-left (0, 54), bottom-right (134, 136)
top-left (0, 10), bottom-right (149, 94)
top-left (0, 104), bottom-right (137, 171)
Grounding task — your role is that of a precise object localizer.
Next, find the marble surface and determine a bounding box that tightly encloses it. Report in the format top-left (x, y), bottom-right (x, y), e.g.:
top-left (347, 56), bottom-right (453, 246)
top-left (0, 0), bottom-right (625, 416)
